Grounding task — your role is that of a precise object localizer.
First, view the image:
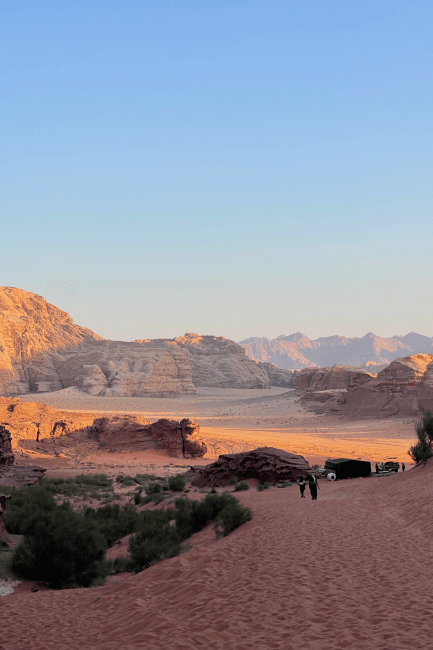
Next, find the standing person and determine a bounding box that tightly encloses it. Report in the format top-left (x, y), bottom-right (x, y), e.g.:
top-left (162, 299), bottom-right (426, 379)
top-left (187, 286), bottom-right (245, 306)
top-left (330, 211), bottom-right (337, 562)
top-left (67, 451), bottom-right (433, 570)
top-left (298, 476), bottom-right (306, 498)
top-left (308, 474), bottom-right (319, 500)
top-left (402, 463), bottom-right (405, 472)
top-left (375, 463), bottom-right (379, 474)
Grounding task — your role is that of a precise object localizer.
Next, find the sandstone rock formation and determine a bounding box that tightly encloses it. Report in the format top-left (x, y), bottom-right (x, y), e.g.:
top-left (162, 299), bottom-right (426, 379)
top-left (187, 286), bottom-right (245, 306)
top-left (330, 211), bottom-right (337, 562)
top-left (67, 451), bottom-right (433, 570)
top-left (0, 465), bottom-right (46, 488)
top-left (0, 287), bottom-right (282, 396)
top-left (0, 426), bottom-right (14, 466)
top-left (95, 415), bottom-right (206, 458)
top-left (0, 417), bottom-right (46, 488)
top-left (0, 397), bottom-right (207, 459)
top-left (257, 362), bottom-right (297, 388)
top-left (0, 397), bottom-right (97, 448)
top-left (186, 447), bottom-right (315, 487)
top-left (240, 331), bottom-right (433, 370)
top-left (294, 365), bottom-right (374, 391)
top-left (156, 334), bottom-right (271, 389)
top-left (297, 354), bottom-right (433, 419)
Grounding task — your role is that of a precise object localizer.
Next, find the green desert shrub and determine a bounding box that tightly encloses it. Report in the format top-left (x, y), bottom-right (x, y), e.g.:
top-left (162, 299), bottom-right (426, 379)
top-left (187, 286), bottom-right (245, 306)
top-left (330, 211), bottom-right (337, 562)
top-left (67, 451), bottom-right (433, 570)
top-left (2, 485), bottom-right (59, 534)
top-left (11, 508), bottom-right (107, 588)
top-left (409, 411), bottom-right (433, 462)
top-left (145, 481), bottom-right (162, 495)
top-left (257, 482), bottom-right (273, 491)
top-left (215, 501), bottom-right (252, 536)
top-left (168, 474), bottom-right (186, 491)
top-left (128, 524), bottom-right (185, 572)
top-left (81, 503), bottom-right (141, 547)
top-left (234, 480), bottom-right (250, 491)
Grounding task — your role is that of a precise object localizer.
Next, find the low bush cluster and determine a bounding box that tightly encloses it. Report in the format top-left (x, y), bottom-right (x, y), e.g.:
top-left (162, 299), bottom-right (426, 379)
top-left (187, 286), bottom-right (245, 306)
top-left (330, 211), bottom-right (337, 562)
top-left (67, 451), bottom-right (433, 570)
top-left (257, 482), bottom-right (273, 491)
top-left (409, 411), bottom-right (433, 462)
top-left (3, 482), bottom-right (252, 588)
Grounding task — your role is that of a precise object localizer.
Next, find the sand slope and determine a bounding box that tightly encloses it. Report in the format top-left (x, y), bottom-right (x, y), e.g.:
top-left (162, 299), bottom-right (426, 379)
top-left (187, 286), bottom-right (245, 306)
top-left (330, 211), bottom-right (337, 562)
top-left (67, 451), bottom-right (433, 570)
top-left (2, 465), bottom-right (433, 650)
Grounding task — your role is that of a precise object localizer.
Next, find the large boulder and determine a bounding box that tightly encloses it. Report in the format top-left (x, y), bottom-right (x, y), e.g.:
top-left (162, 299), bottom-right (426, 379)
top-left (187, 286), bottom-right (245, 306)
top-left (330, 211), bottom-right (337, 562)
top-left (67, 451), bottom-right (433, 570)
top-left (186, 447), bottom-right (314, 487)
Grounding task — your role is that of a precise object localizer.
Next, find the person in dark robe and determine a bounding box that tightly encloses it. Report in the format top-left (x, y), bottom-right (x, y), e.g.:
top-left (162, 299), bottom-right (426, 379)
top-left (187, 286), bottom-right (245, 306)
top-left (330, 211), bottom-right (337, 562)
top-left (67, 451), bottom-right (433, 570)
top-left (375, 463), bottom-right (379, 474)
top-left (402, 463), bottom-right (405, 472)
top-left (308, 474), bottom-right (319, 500)
top-left (298, 476), bottom-right (306, 498)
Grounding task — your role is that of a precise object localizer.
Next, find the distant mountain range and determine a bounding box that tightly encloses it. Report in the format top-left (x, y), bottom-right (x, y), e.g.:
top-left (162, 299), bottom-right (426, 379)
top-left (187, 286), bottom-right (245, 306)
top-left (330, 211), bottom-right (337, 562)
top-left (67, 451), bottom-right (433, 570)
top-left (238, 332), bottom-right (433, 370)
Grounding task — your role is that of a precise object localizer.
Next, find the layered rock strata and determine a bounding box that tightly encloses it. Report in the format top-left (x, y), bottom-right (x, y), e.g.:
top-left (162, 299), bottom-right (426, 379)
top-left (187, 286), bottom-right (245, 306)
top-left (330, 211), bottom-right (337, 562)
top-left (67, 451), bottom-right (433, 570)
top-left (0, 287), bottom-right (282, 395)
top-left (294, 365), bottom-right (375, 391)
top-left (186, 447), bottom-right (315, 487)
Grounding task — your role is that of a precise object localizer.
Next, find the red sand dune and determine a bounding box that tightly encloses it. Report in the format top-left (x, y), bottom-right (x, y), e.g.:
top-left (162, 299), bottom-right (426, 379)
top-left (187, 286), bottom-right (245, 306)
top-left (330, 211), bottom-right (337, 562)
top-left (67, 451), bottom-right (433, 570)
top-left (2, 463), bottom-right (433, 650)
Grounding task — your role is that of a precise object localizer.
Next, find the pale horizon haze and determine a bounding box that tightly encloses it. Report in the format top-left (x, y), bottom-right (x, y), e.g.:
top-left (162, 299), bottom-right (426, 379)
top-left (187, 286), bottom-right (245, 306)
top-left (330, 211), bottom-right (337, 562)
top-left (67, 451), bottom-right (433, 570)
top-left (1, 1), bottom-right (432, 342)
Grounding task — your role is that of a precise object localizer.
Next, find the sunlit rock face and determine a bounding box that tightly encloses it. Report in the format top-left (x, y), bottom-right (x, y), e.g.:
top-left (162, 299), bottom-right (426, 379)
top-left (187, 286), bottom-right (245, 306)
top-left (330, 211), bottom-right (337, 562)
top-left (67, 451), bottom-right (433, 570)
top-left (0, 287), bottom-right (284, 396)
top-left (294, 365), bottom-right (374, 391)
top-left (172, 333), bottom-right (271, 389)
top-left (0, 286), bottom-right (102, 394)
top-left (0, 287), bottom-right (195, 396)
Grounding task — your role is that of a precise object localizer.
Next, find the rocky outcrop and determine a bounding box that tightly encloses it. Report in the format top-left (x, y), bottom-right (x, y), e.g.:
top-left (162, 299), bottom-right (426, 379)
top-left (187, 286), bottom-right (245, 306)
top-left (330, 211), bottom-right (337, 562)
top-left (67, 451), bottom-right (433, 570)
top-left (81, 416), bottom-right (207, 458)
top-left (240, 331), bottom-right (433, 370)
top-left (298, 354), bottom-right (433, 419)
top-left (0, 426), bottom-right (14, 466)
top-left (186, 447), bottom-right (315, 487)
top-left (257, 363), bottom-right (297, 388)
top-left (0, 465), bottom-right (46, 488)
top-left (0, 397), bottom-right (207, 459)
top-left (294, 365), bottom-right (374, 391)
top-left (0, 397), bottom-right (97, 448)
top-left (142, 418), bottom-right (207, 459)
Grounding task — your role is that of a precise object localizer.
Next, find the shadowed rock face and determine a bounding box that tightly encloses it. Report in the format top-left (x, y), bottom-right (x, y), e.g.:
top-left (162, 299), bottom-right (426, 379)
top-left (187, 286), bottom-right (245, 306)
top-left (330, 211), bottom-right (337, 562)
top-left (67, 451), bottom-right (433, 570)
top-left (186, 447), bottom-right (314, 487)
top-left (0, 426), bottom-right (14, 466)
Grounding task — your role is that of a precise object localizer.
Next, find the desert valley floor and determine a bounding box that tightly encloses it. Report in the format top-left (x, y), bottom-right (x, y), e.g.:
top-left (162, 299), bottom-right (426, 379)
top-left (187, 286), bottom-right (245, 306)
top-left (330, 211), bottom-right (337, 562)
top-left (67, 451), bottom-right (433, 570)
top-left (2, 386), bottom-right (429, 650)
top-left (15, 386), bottom-right (417, 473)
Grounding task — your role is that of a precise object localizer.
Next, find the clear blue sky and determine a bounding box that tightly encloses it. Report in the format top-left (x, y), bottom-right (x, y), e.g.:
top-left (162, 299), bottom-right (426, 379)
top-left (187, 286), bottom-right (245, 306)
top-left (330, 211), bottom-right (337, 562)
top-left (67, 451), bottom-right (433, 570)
top-left (1, 1), bottom-right (432, 342)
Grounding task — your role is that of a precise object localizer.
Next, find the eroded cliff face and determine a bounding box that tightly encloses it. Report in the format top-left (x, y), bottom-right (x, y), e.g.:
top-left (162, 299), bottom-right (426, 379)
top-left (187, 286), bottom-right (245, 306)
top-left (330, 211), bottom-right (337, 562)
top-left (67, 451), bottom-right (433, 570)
top-left (173, 334), bottom-right (271, 389)
top-left (296, 354), bottom-right (433, 419)
top-left (0, 288), bottom-right (278, 396)
top-left (0, 286), bottom-right (102, 394)
top-left (294, 365), bottom-right (374, 391)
